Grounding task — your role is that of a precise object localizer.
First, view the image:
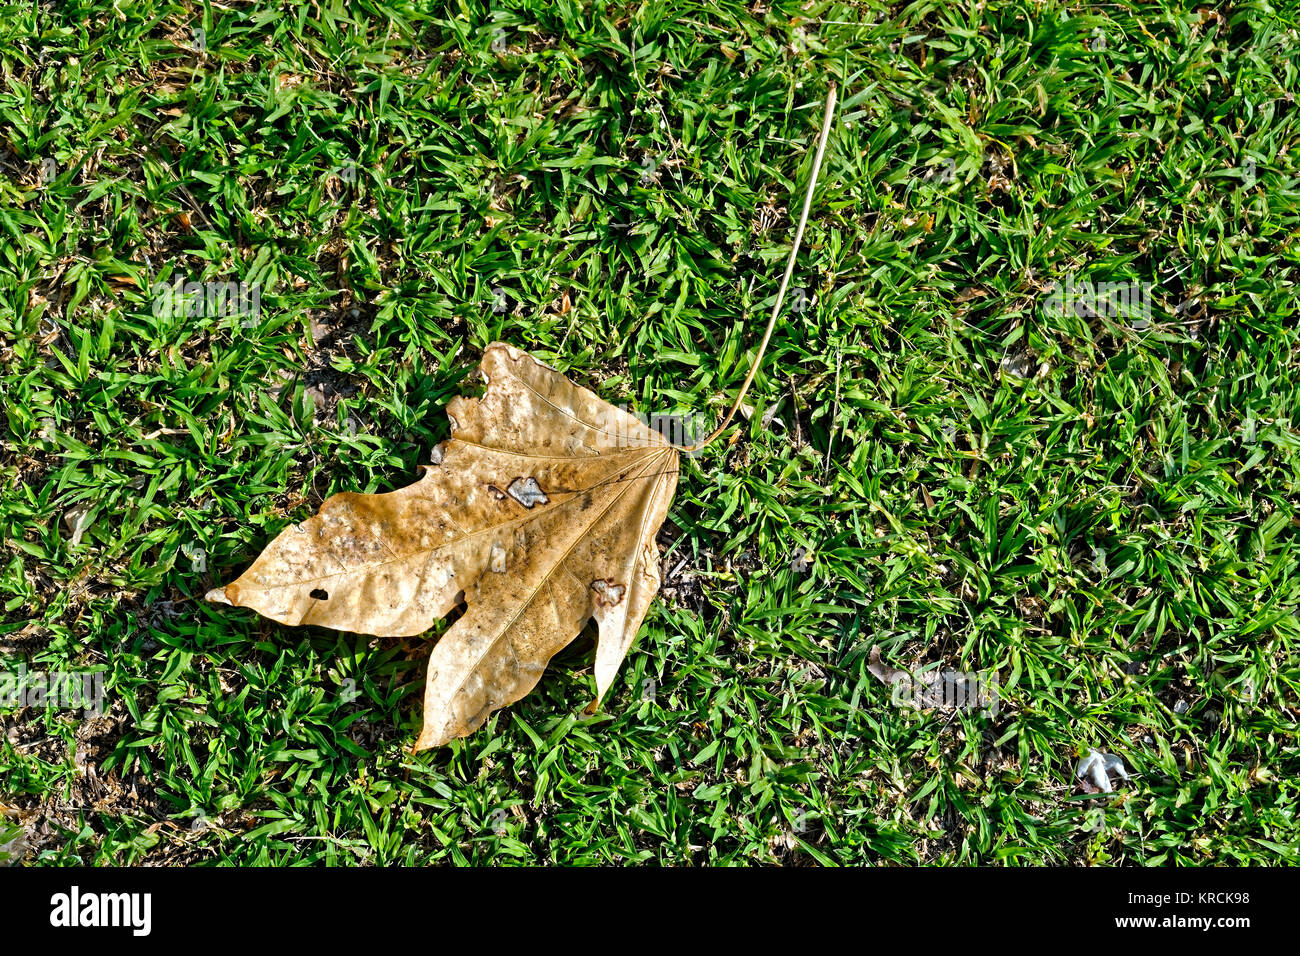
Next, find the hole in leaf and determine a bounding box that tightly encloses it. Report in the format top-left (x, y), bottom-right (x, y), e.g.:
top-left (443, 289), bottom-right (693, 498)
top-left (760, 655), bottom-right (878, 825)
top-left (310, 588), bottom-right (329, 600)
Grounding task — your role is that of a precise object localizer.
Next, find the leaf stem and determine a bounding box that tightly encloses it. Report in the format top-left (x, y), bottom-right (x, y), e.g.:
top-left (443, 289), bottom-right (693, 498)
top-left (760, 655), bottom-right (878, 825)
top-left (677, 82), bottom-right (838, 453)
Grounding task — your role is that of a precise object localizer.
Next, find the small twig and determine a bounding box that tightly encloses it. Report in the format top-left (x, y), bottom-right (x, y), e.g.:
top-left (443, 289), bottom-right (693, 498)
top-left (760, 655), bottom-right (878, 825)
top-left (676, 82), bottom-right (838, 453)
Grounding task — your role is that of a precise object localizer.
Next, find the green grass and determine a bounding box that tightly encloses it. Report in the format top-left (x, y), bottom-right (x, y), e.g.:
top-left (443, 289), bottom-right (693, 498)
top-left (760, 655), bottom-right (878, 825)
top-left (2, 0), bottom-right (1299, 865)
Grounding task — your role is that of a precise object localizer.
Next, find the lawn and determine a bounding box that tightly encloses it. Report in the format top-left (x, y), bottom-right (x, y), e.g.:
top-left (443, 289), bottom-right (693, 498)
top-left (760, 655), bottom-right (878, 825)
top-left (1, 0), bottom-right (1298, 865)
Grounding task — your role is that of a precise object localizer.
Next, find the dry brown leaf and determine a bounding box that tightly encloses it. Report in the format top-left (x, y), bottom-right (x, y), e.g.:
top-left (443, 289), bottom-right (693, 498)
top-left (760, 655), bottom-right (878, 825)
top-left (206, 343), bottom-right (679, 749)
